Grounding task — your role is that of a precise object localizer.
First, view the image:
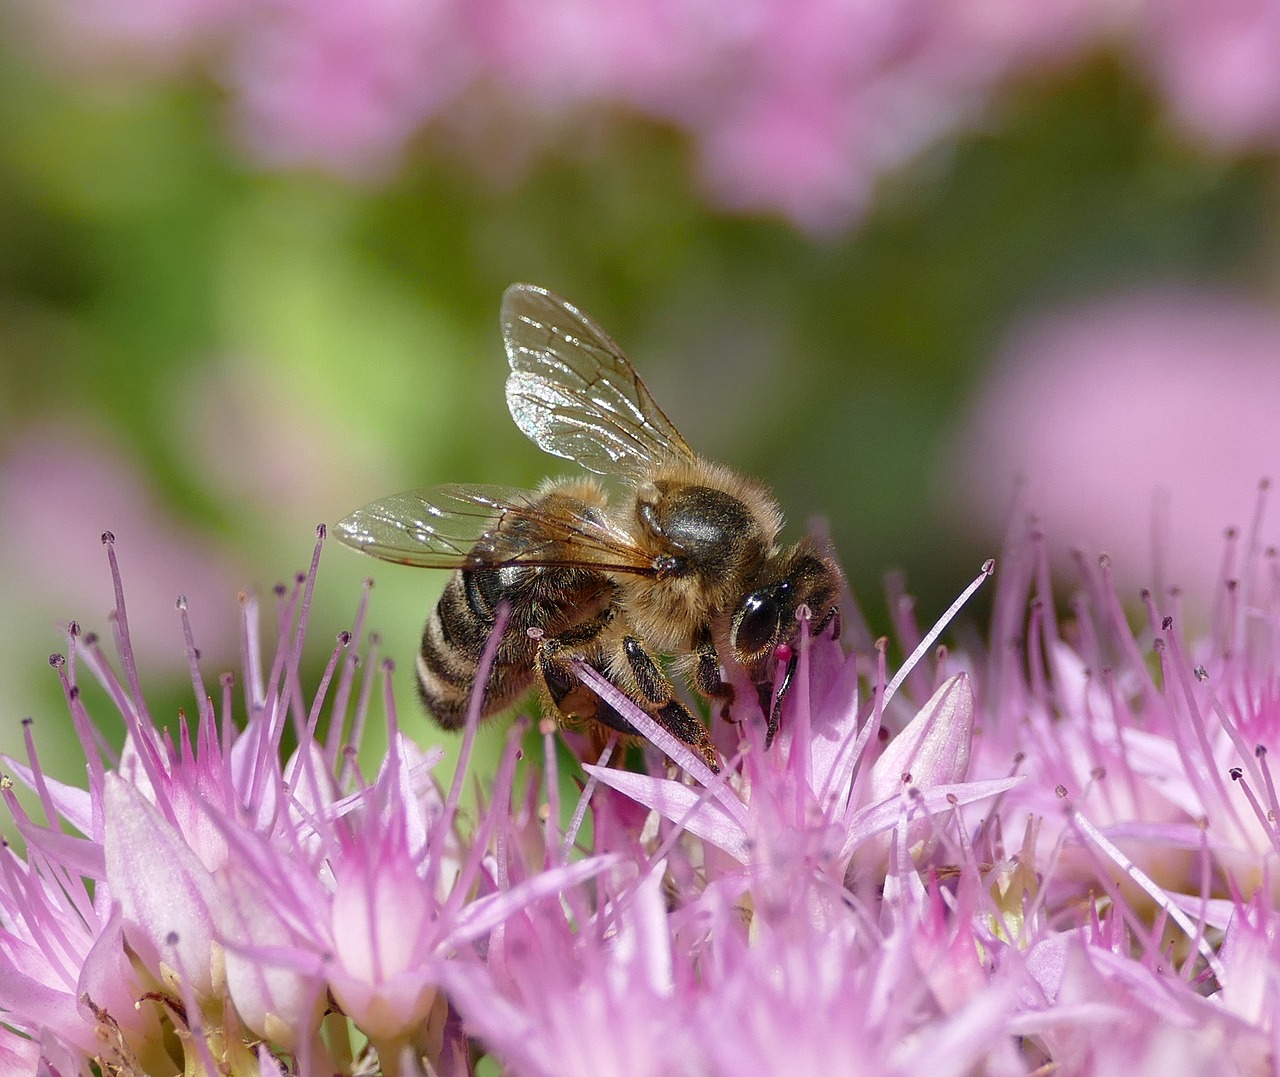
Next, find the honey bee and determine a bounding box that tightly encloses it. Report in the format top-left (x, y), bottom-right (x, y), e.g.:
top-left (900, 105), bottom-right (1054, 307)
top-left (335, 284), bottom-right (842, 773)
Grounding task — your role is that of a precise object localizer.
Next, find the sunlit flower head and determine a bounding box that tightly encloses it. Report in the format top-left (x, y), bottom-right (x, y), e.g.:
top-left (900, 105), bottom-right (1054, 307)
top-left (1, 528), bottom-right (613, 1074)
top-left (7, 510), bottom-right (1280, 1073)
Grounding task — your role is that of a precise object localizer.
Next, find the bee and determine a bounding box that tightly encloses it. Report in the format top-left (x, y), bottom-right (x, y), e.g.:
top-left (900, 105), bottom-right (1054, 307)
top-left (335, 284), bottom-right (842, 773)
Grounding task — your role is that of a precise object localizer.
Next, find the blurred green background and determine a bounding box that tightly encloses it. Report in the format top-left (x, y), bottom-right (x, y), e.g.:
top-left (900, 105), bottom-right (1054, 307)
top-left (2, 6), bottom-right (1275, 790)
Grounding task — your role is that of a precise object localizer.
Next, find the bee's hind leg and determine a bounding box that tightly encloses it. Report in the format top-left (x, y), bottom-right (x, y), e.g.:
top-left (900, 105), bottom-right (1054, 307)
top-left (534, 610), bottom-right (617, 731)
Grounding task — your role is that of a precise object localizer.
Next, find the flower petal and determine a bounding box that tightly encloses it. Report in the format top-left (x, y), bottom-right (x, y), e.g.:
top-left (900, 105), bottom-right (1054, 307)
top-left (103, 773), bottom-right (221, 996)
top-left (583, 765), bottom-right (751, 863)
top-left (868, 674), bottom-right (974, 803)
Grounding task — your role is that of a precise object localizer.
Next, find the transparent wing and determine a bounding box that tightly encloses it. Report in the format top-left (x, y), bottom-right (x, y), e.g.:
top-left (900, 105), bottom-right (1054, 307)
top-left (502, 283), bottom-right (695, 477)
top-left (333, 484), bottom-right (656, 574)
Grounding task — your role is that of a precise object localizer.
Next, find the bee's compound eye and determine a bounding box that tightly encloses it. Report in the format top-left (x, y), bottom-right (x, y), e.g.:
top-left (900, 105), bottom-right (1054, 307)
top-left (732, 589), bottom-right (781, 659)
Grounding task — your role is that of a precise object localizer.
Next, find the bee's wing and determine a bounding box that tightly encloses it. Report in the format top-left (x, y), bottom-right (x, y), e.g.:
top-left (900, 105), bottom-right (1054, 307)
top-left (502, 283), bottom-right (695, 478)
top-left (333, 484), bottom-right (656, 574)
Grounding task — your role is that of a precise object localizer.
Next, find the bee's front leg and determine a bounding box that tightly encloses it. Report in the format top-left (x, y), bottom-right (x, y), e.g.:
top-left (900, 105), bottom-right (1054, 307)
top-left (759, 647), bottom-right (800, 748)
top-left (691, 626), bottom-right (735, 720)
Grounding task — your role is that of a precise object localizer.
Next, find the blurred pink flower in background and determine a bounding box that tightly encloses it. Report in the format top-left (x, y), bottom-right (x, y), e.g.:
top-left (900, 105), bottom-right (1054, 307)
top-left (32, 0), bottom-right (1280, 226)
top-left (228, 0), bottom-right (475, 178)
top-left (21, 0), bottom-right (1145, 229)
top-left (948, 289), bottom-right (1280, 597)
top-left (0, 422), bottom-right (243, 671)
top-left (682, 0), bottom-right (1108, 227)
top-left (45, 0), bottom-right (1280, 226)
top-left (40, 0), bottom-right (1280, 227)
top-left (1138, 0), bottom-right (1280, 149)
top-left (47, 0), bottom-right (252, 69)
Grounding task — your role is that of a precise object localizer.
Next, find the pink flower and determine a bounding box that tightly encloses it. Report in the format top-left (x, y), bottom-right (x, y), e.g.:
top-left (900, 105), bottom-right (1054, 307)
top-left (2, 529), bottom-right (614, 1074)
top-left (580, 566), bottom-right (1017, 891)
top-left (948, 289), bottom-right (1280, 599)
top-left (229, 0), bottom-right (474, 178)
top-left (38, 0), bottom-right (1280, 228)
top-left (33, 0), bottom-right (1113, 229)
top-left (0, 423), bottom-right (243, 673)
top-left (44, 0), bottom-right (252, 67)
top-left (1138, 0), bottom-right (1280, 149)
top-left (10, 482), bottom-right (1280, 1070)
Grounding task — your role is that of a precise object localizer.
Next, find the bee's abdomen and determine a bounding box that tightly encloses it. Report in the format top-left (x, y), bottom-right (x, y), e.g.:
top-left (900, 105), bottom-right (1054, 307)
top-left (416, 568), bottom-right (533, 730)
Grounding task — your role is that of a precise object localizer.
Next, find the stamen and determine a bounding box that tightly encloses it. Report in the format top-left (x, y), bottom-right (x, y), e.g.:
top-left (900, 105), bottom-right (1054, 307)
top-left (240, 590), bottom-right (266, 711)
top-left (884, 560), bottom-right (993, 709)
top-left (562, 735), bottom-right (617, 863)
top-left (541, 719), bottom-right (560, 869)
top-left (1257, 744), bottom-right (1280, 825)
top-left (175, 595), bottom-right (214, 730)
top-left (323, 575), bottom-right (373, 767)
top-left (1211, 526), bottom-right (1241, 660)
top-left (338, 633), bottom-right (380, 791)
top-left (219, 672), bottom-right (235, 761)
top-left (430, 603), bottom-right (512, 899)
top-left (842, 640), bottom-right (889, 832)
top-left (101, 531), bottom-right (150, 728)
top-left (1228, 767), bottom-right (1280, 858)
top-left (789, 604), bottom-right (813, 793)
top-left (1068, 806), bottom-right (1226, 986)
top-left (304, 632), bottom-right (350, 743)
top-left (1179, 819), bottom-right (1214, 984)
top-left (574, 663), bottom-right (745, 825)
top-left (381, 656), bottom-right (399, 745)
top-left (440, 719), bottom-right (529, 927)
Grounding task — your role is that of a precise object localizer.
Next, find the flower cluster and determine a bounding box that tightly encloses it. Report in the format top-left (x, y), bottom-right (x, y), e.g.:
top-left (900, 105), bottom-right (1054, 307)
top-left (4, 502), bottom-right (1280, 1074)
top-left (951, 290), bottom-right (1280, 609)
top-left (36, 0), bottom-right (1280, 229)
top-left (0, 529), bottom-right (612, 1075)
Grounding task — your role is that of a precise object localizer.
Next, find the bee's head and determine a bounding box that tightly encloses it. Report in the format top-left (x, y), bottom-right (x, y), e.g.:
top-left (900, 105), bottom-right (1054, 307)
top-left (729, 540), bottom-right (841, 672)
top-left (729, 539), bottom-right (842, 745)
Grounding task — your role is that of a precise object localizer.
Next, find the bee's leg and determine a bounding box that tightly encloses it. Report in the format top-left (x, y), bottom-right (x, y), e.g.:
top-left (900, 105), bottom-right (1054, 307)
top-left (814, 605), bottom-right (842, 641)
top-left (759, 610), bottom-right (834, 745)
top-left (691, 627), bottom-right (736, 720)
top-left (535, 610), bottom-right (621, 731)
top-left (536, 618), bottom-right (721, 774)
top-left (620, 635), bottom-right (721, 773)
top-left (761, 647), bottom-right (800, 748)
